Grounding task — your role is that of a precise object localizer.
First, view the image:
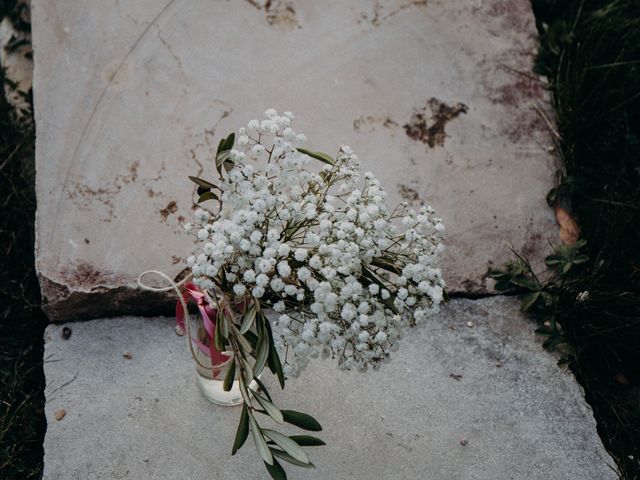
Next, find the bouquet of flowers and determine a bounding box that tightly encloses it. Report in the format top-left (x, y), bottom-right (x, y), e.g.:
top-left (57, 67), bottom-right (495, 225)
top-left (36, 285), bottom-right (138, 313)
top-left (177, 109), bottom-right (445, 479)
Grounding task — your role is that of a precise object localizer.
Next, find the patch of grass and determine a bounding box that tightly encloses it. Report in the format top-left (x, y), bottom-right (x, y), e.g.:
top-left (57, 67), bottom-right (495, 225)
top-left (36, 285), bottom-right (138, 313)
top-left (494, 1), bottom-right (640, 477)
top-left (0, 2), bottom-right (47, 479)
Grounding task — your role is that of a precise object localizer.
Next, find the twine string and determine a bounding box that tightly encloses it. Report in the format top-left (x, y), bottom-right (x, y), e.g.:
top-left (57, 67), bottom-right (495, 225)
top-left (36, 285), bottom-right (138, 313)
top-left (137, 270), bottom-right (211, 370)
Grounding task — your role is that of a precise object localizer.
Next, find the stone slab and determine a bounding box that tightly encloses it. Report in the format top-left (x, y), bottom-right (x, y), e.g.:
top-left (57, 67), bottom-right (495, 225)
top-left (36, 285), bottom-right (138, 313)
top-left (33, 0), bottom-right (558, 321)
top-left (43, 297), bottom-right (615, 479)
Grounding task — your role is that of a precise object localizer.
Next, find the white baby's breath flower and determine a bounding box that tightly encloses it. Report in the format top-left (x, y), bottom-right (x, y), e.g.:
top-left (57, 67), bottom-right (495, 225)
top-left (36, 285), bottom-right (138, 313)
top-left (186, 110), bottom-right (445, 375)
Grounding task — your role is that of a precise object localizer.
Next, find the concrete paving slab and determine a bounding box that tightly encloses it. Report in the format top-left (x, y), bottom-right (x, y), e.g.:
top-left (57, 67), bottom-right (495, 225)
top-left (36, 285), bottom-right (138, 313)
top-left (43, 297), bottom-right (615, 479)
top-left (33, 0), bottom-right (558, 321)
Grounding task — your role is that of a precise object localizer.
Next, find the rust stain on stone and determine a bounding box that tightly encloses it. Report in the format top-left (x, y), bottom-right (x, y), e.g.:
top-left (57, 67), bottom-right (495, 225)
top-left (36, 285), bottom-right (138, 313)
top-left (404, 98), bottom-right (468, 148)
top-left (353, 115), bottom-right (398, 133)
top-left (361, 0), bottom-right (428, 27)
top-left (487, 0), bottom-right (532, 33)
top-left (491, 72), bottom-right (544, 107)
top-left (67, 161), bottom-right (141, 221)
top-left (486, 67), bottom-right (548, 142)
top-left (521, 232), bottom-right (543, 259)
top-left (246, 0), bottom-right (299, 30)
top-left (398, 184), bottom-right (422, 203)
top-left (61, 261), bottom-right (119, 288)
top-left (160, 201), bottom-right (178, 220)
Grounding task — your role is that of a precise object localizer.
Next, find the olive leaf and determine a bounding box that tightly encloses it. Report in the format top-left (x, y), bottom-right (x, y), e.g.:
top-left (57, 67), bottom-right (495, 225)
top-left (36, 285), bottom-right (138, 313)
top-left (281, 410), bottom-right (322, 431)
top-left (253, 391), bottom-right (284, 424)
top-left (240, 304), bottom-right (256, 334)
top-left (264, 458), bottom-right (287, 480)
top-left (289, 435), bottom-right (326, 446)
top-left (253, 322), bottom-right (270, 377)
top-left (232, 405), bottom-right (249, 455)
top-left (262, 430), bottom-right (309, 464)
top-left (296, 148), bottom-right (335, 166)
top-left (250, 416), bottom-right (273, 465)
top-left (223, 357), bottom-right (236, 392)
top-left (264, 317), bottom-right (286, 389)
top-left (197, 191), bottom-right (219, 204)
top-left (271, 448), bottom-right (316, 469)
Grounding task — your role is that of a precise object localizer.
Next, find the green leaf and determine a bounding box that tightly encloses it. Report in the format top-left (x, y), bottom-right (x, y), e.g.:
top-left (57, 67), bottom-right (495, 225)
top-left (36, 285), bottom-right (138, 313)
top-left (236, 332), bottom-right (253, 354)
top-left (268, 345), bottom-right (286, 389)
top-left (289, 435), bottom-right (326, 446)
top-left (254, 324), bottom-right (270, 377)
top-left (238, 377), bottom-right (251, 405)
top-left (232, 405), bottom-right (249, 455)
top-left (540, 291), bottom-right (556, 306)
top-left (216, 149), bottom-right (232, 169)
top-left (223, 358), bottom-right (236, 392)
top-left (250, 416), bottom-right (273, 465)
top-left (240, 357), bottom-right (254, 383)
top-left (243, 330), bottom-right (259, 350)
top-left (263, 430), bottom-right (309, 464)
top-left (197, 191), bottom-right (219, 203)
top-left (216, 137), bottom-right (226, 155)
top-left (510, 274), bottom-right (539, 291)
top-left (197, 185), bottom-right (211, 196)
top-left (264, 458), bottom-right (287, 480)
top-left (188, 176), bottom-right (216, 188)
top-left (263, 315), bottom-right (286, 389)
top-left (545, 255), bottom-right (561, 266)
top-left (253, 392), bottom-right (284, 424)
top-left (271, 448), bottom-right (316, 469)
top-left (281, 410), bottom-right (322, 431)
top-left (573, 255), bottom-right (588, 264)
top-left (296, 148), bottom-right (335, 165)
top-left (521, 292), bottom-right (540, 312)
top-left (214, 314), bottom-right (225, 352)
top-left (240, 305), bottom-right (256, 334)
top-left (220, 314), bottom-right (229, 339)
top-left (222, 132), bottom-right (235, 151)
top-left (371, 256), bottom-right (403, 275)
top-left (252, 375), bottom-right (273, 402)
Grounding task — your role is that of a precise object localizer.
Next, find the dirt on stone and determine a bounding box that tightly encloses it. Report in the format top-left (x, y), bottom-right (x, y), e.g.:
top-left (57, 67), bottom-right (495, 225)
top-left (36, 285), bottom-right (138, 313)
top-left (404, 98), bottom-right (468, 148)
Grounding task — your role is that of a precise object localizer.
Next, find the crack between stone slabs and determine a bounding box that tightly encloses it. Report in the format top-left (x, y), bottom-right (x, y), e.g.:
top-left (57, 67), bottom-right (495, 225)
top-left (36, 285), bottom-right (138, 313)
top-left (39, 274), bottom-right (176, 323)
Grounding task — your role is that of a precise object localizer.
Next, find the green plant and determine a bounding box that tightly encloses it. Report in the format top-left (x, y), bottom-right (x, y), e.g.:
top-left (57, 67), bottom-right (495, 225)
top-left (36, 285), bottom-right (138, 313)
top-left (513, 2), bottom-right (640, 476)
top-left (489, 240), bottom-right (589, 359)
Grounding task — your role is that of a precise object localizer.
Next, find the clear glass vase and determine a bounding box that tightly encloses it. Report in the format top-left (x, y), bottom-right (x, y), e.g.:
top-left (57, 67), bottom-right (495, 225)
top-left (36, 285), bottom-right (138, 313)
top-left (194, 352), bottom-right (244, 407)
top-left (190, 318), bottom-right (261, 407)
top-left (190, 321), bottom-right (244, 406)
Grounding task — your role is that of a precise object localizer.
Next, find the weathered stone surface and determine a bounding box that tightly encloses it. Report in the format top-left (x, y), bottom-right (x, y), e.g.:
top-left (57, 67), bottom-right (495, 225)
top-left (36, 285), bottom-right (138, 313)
top-left (33, 0), bottom-right (558, 320)
top-left (43, 297), bottom-right (615, 479)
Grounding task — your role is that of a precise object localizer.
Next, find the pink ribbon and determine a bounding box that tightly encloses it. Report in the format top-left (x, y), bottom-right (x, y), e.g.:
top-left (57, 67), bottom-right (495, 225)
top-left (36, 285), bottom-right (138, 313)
top-left (176, 283), bottom-right (230, 366)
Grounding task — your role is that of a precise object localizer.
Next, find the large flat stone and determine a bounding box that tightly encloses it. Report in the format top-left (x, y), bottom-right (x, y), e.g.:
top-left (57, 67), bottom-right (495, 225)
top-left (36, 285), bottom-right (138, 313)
top-left (33, 0), bottom-right (558, 321)
top-left (43, 297), bottom-right (614, 479)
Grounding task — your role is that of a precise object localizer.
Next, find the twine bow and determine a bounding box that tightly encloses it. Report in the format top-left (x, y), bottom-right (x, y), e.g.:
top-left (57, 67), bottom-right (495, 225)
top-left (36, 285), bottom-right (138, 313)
top-left (137, 270), bottom-right (230, 370)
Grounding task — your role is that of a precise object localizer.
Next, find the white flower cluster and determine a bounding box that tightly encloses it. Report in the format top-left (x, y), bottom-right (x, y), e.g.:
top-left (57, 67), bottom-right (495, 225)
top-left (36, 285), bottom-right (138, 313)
top-left (185, 110), bottom-right (445, 375)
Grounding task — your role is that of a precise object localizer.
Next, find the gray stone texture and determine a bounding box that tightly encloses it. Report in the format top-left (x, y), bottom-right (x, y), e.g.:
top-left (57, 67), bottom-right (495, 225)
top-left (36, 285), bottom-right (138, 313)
top-left (43, 297), bottom-right (616, 479)
top-left (33, 0), bottom-right (558, 321)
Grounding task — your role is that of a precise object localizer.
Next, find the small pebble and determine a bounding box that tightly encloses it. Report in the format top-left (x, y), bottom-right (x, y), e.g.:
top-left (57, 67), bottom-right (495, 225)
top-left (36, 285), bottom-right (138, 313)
top-left (466, 321), bottom-right (473, 328)
top-left (460, 439), bottom-right (468, 446)
top-left (61, 327), bottom-right (72, 340)
top-left (123, 351), bottom-right (133, 360)
top-left (54, 409), bottom-right (66, 421)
